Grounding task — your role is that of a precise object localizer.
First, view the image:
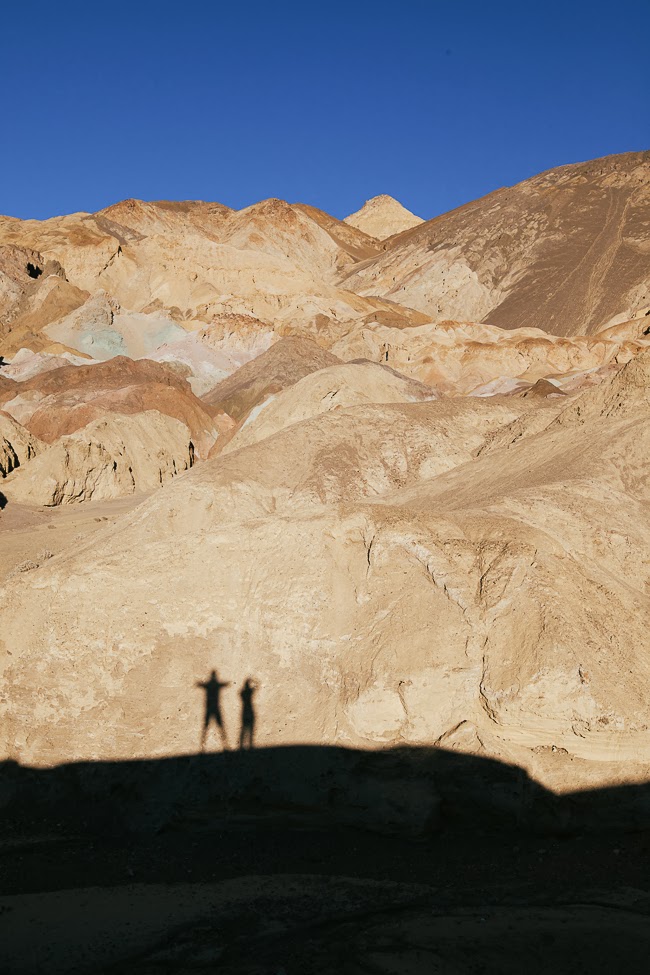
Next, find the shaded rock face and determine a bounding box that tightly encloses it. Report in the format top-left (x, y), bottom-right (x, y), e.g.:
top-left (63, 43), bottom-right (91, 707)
top-left (0, 244), bottom-right (85, 356)
top-left (0, 244), bottom-right (52, 318)
top-left (3, 411), bottom-right (194, 505)
top-left (343, 151), bottom-right (650, 335)
top-left (0, 436), bottom-right (18, 479)
top-left (0, 411), bottom-right (43, 477)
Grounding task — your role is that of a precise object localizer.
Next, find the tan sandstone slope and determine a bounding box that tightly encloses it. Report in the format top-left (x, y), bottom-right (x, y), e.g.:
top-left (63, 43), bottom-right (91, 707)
top-left (2, 349), bottom-right (649, 803)
top-left (2, 411), bottom-right (194, 505)
top-left (220, 359), bottom-right (436, 454)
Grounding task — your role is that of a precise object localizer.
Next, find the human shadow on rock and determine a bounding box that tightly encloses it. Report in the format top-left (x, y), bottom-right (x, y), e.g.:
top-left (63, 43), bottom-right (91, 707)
top-left (239, 677), bottom-right (258, 750)
top-left (196, 670), bottom-right (231, 752)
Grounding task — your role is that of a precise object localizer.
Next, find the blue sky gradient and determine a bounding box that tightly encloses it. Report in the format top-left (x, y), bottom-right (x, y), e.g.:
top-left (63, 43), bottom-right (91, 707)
top-left (1, 0), bottom-right (648, 221)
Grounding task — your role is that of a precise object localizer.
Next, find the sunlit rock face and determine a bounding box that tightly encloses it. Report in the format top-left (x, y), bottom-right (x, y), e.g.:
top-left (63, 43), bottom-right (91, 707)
top-left (0, 356), bottom-right (218, 458)
top-left (2, 352), bottom-right (650, 805)
top-left (344, 194), bottom-right (424, 240)
top-left (2, 152), bottom-right (650, 805)
top-left (3, 411), bottom-right (195, 505)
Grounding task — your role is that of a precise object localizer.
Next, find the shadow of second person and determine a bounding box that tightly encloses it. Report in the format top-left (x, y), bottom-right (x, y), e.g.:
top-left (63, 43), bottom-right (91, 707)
top-left (239, 677), bottom-right (258, 750)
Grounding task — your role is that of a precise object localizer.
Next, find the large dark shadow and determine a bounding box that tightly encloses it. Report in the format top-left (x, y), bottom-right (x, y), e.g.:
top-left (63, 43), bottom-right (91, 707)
top-left (3, 746), bottom-right (650, 972)
top-left (5, 744), bottom-right (650, 839)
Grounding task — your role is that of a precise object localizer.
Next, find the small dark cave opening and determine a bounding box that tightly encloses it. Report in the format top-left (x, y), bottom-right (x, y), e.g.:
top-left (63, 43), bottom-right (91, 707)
top-left (26, 262), bottom-right (42, 279)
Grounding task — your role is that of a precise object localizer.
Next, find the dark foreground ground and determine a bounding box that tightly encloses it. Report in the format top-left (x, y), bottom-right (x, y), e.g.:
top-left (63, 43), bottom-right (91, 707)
top-left (2, 746), bottom-right (650, 973)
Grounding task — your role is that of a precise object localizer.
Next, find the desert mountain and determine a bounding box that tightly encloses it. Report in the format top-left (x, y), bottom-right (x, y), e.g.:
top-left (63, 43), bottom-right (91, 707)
top-left (2, 151), bottom-right (650, 810)
top-left (344, 194), bottom-right (424, 239)
top-left (343, 152), bottom-right (650, 335)
top-left (0, 197), bottom-right (395, 346)
top-left (2, 152), bottom-right (648, 383)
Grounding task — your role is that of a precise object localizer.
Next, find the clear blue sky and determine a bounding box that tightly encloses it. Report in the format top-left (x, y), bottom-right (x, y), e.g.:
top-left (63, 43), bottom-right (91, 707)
top-left (1, 0), bottom-right (648, 221)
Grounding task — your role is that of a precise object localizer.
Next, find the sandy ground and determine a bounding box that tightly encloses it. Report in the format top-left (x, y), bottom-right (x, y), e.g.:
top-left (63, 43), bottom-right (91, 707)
top-left (0, 494), bottom-right (148, 583)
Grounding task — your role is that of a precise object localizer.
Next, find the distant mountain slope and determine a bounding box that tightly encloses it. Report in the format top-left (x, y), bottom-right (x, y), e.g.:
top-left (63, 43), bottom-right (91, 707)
top-left (342, 152), bottom-right (650, 335)
top-left (0, 197), bottom-right (389, 341)
top-left (202, 336), bottom-right (341, 419)
top-left (344, 195), bottom-right (424, 240)
top-left (1, 152), bottom-right (648, 357)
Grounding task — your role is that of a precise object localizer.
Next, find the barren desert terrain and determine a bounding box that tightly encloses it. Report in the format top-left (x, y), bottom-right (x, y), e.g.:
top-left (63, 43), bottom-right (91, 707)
top-left (2, 150), bottom-right (650, 972)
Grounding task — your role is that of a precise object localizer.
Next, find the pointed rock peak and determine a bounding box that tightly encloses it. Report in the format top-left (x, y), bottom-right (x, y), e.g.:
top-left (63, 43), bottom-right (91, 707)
top-left (344, 195), bottom-right (424, 240)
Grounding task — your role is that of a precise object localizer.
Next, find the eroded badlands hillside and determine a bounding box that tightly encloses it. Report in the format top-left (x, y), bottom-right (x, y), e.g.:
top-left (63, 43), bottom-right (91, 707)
top-left (344, 152), bottom-right (650, 334)
top-left (1, 151), bottom-right (650, 807)
top-left (3, 349), bottom-right (650, 799)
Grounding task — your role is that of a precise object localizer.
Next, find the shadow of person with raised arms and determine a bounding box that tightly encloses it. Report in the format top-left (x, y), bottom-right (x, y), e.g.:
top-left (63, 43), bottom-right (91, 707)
top-left (239, 677), bottom-right (258, 750)
top-left (196, 670), bottom-right (230, 752)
